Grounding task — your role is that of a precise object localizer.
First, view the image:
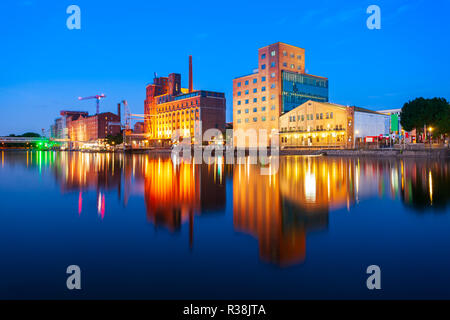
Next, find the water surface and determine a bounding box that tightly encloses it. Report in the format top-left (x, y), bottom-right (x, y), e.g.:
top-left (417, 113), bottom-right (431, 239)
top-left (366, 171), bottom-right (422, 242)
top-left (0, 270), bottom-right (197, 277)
top-left (0, 150), bottom-right (449, 299)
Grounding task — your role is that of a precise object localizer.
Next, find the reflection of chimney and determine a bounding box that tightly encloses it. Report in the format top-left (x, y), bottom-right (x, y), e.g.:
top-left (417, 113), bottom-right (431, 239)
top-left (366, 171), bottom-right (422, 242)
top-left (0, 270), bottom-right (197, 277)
top-left (189, 55), bottom-right (193, 93)
top-left (117, 103), bottom-right (121, 121)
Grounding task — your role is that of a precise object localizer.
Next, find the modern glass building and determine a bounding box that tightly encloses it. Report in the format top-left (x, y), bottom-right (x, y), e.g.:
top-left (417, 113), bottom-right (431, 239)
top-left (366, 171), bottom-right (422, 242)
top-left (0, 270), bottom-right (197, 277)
top-left (281, 71), bottom-right (328, 113)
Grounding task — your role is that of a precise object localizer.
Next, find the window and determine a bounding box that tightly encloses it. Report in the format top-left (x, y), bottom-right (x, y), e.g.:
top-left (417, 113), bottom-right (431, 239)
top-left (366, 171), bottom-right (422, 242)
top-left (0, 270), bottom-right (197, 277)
top-left (237, 91), bottom-right (241, 96)
top-left (261, 76), bottom-right (266, 82)
top-left (253, 78), bottom-right (257, 84)
top-left (262, 96), bottom-right (266, 101)
top-left (237, 110), bottom-right (241, 114)
top-left (290, 53), bottom-right (294, 58)
top-left (271, 62), bottom-right (276, 68)
top-left (261, 86), bottom-right (266, 92)
top-left (316, 114), bottom-right (319, 119)
top-left (330, 112), bottom-right (333, 119)
top-left (320, 113), bottom-right (323, 119)
top-left (261, 53), bottom-right (266, 59)
top-left (245, 80), bottom-right (249, 85)
top-left (297, 66), bottom-right (302, 71)
top-left (271, 105), bottom-right (276, 110)
top-left (271, 94), bottom-right (275, 100)
top-left (253, 88), bottom-right (257, 93)
top-left (245, 90), bottom-right (249, 95)
top-left (237, 119), bottom-right (241, 124)
top-left (253, 117), bottom-right (257, 122)
top-left (245, 100), bottom-right (249, 104)
top-left (271, 116), bottom-right (276, 120)
top-left (253, 107), bottom-right (257, 112)
top-left (237, 82), bottom-right (241, 87)
top-left (245, 109), bottom-right (249, 113)
top-left (262, 116), bottom-right (266, 121)
top-left (270, 83), bottom-right (276, 89)
top-left (245, 118), bottom-right (249, 123)
top-left (271, 72), bottom-right (276, 78)
top-left (297, 55), bottom-right (302, 60)
top-left (237, 101), bottom-right (241, 105)
top-left (261, 64), bottom-right (266, 70)
top-left (326, 112), bottom-right (329, 119)
top-left (261, 106), bottom-right (266, 111)
top-left (283, 62), bottom-right (287, 67)
top-left (253, 98), bottom-right (257, 103)
top-left (271, 50), bottom-right (276, 56)
top-left (283, 50), bottom-right (287, 56)
top-left (290, 64), bottom-right (294, 69)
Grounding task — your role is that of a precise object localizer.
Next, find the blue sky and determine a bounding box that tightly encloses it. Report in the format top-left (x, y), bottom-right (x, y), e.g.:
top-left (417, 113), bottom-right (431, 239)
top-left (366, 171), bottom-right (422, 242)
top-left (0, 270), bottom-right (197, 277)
top-left (0, 0), bottom-right (449, 135)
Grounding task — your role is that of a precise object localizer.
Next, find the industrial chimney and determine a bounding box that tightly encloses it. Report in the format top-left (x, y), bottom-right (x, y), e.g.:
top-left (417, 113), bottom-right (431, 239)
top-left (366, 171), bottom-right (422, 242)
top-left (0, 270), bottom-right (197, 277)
top-left (117, 103), bottom-right (121, 121)
top-left (189, 55), bottom-right (193, 93)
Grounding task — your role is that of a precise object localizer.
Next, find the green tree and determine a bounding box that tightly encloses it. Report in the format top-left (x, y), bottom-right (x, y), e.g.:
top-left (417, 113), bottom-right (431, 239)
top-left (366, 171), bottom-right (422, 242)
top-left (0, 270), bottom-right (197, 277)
top-left (105, 133), bottom-right (123, 146)
top-left (400, 97), bottom-right (450, 136)
top-left (20, 132), bottom-right (41, 137)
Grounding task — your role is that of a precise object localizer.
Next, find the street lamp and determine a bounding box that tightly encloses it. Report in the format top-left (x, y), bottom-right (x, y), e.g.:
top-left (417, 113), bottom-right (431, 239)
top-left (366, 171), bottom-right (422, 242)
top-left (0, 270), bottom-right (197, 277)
top-left (428, 127), bottom-right (433, 145)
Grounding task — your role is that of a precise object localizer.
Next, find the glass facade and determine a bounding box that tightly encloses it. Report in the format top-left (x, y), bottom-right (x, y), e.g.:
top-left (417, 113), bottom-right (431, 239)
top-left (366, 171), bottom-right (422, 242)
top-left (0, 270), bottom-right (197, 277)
top-left (281, 71), bottom-right (329, 113)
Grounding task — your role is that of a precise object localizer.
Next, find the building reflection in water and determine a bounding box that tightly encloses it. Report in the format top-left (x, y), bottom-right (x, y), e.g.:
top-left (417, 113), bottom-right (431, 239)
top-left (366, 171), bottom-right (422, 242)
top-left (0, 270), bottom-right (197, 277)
top-left (2, 151), bottom-right (448, 266)
top-left (142, 155), bottom-right (227, 247)
top-left (233, 156), bottom-right (355, 267)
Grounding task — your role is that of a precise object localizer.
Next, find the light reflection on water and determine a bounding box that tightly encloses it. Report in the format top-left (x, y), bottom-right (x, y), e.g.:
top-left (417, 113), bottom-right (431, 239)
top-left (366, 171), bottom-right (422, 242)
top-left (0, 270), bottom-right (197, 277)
top-left (0, 150), bottom-right (449, 299)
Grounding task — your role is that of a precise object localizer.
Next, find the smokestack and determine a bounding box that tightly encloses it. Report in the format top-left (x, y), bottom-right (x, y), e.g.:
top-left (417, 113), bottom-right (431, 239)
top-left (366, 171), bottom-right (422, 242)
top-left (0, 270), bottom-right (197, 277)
top-left (117, 103), bottom-right (121, 121)
top-left (189, 55), bottom-right (193, 93)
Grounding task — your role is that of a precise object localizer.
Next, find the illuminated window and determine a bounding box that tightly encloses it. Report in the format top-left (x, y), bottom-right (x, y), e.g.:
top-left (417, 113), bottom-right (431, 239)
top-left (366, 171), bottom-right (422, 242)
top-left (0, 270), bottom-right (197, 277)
top-left (271, 50), bottom-right (276, 56)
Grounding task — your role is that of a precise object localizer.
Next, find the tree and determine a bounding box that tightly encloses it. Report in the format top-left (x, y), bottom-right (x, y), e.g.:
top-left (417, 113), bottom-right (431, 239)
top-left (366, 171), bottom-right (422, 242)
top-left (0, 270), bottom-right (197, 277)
top-left (105, 133), bottom-right (123, 146)
top-left (400, 97), bottom-right (450, 136)
top-left (21, 132), bottom-right (41, 137)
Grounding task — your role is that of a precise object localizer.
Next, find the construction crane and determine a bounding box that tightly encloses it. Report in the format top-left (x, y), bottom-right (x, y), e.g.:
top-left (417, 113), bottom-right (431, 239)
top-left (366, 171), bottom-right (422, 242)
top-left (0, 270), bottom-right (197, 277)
top-left (78, 93), bottom-right (106, 114)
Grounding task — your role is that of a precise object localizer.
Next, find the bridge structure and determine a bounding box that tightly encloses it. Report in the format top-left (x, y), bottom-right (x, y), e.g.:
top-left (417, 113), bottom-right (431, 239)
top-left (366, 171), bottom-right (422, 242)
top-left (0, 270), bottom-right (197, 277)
top-left (0, 136), bottom-right (49, 144)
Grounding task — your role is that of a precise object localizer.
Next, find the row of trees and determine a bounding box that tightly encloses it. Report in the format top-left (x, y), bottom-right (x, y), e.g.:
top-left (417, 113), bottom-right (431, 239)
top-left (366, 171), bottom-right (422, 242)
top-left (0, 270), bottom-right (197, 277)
top-left (8, 132), bottom-right (41, 137)
top-left (400, 97), bottom-right (450, 136)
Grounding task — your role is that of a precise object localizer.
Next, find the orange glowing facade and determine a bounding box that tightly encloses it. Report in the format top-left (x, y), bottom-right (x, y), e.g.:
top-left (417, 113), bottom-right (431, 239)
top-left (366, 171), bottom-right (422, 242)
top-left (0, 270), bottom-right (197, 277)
top-left (144, 59), bottom-right (226, 144)
top-left (66, 112), bottom-right (121, 143)
top-left (233, 42), bottom-right (329, 146)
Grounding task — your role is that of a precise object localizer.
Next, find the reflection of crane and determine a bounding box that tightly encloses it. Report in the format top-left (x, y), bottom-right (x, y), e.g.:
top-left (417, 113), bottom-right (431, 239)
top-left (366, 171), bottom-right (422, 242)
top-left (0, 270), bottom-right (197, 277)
top-left (78, 93), bottom-right (106, 114)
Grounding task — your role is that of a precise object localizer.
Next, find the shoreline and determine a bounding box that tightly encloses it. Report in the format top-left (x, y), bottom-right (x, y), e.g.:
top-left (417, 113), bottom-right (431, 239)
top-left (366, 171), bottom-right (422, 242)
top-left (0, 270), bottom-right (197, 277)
top-left (2, 147), bottom-right (449, 158)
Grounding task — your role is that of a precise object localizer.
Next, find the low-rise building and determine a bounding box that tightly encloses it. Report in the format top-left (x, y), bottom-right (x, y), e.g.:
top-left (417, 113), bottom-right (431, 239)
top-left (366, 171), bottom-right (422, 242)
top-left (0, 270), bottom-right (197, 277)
top-left (67, 112), bottom-right (121, 146)
top-left (279, 100), bottom-right (389, 148)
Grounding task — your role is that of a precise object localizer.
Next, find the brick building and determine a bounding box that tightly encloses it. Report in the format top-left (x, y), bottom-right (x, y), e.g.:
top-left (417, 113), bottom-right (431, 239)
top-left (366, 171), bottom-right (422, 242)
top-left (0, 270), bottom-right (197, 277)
top-left (233, 42), bottom-right (328, 147)
top-left (144, 56), bottom-right (226, 144)
top-left (67, 112), bottom-right (121, 143)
